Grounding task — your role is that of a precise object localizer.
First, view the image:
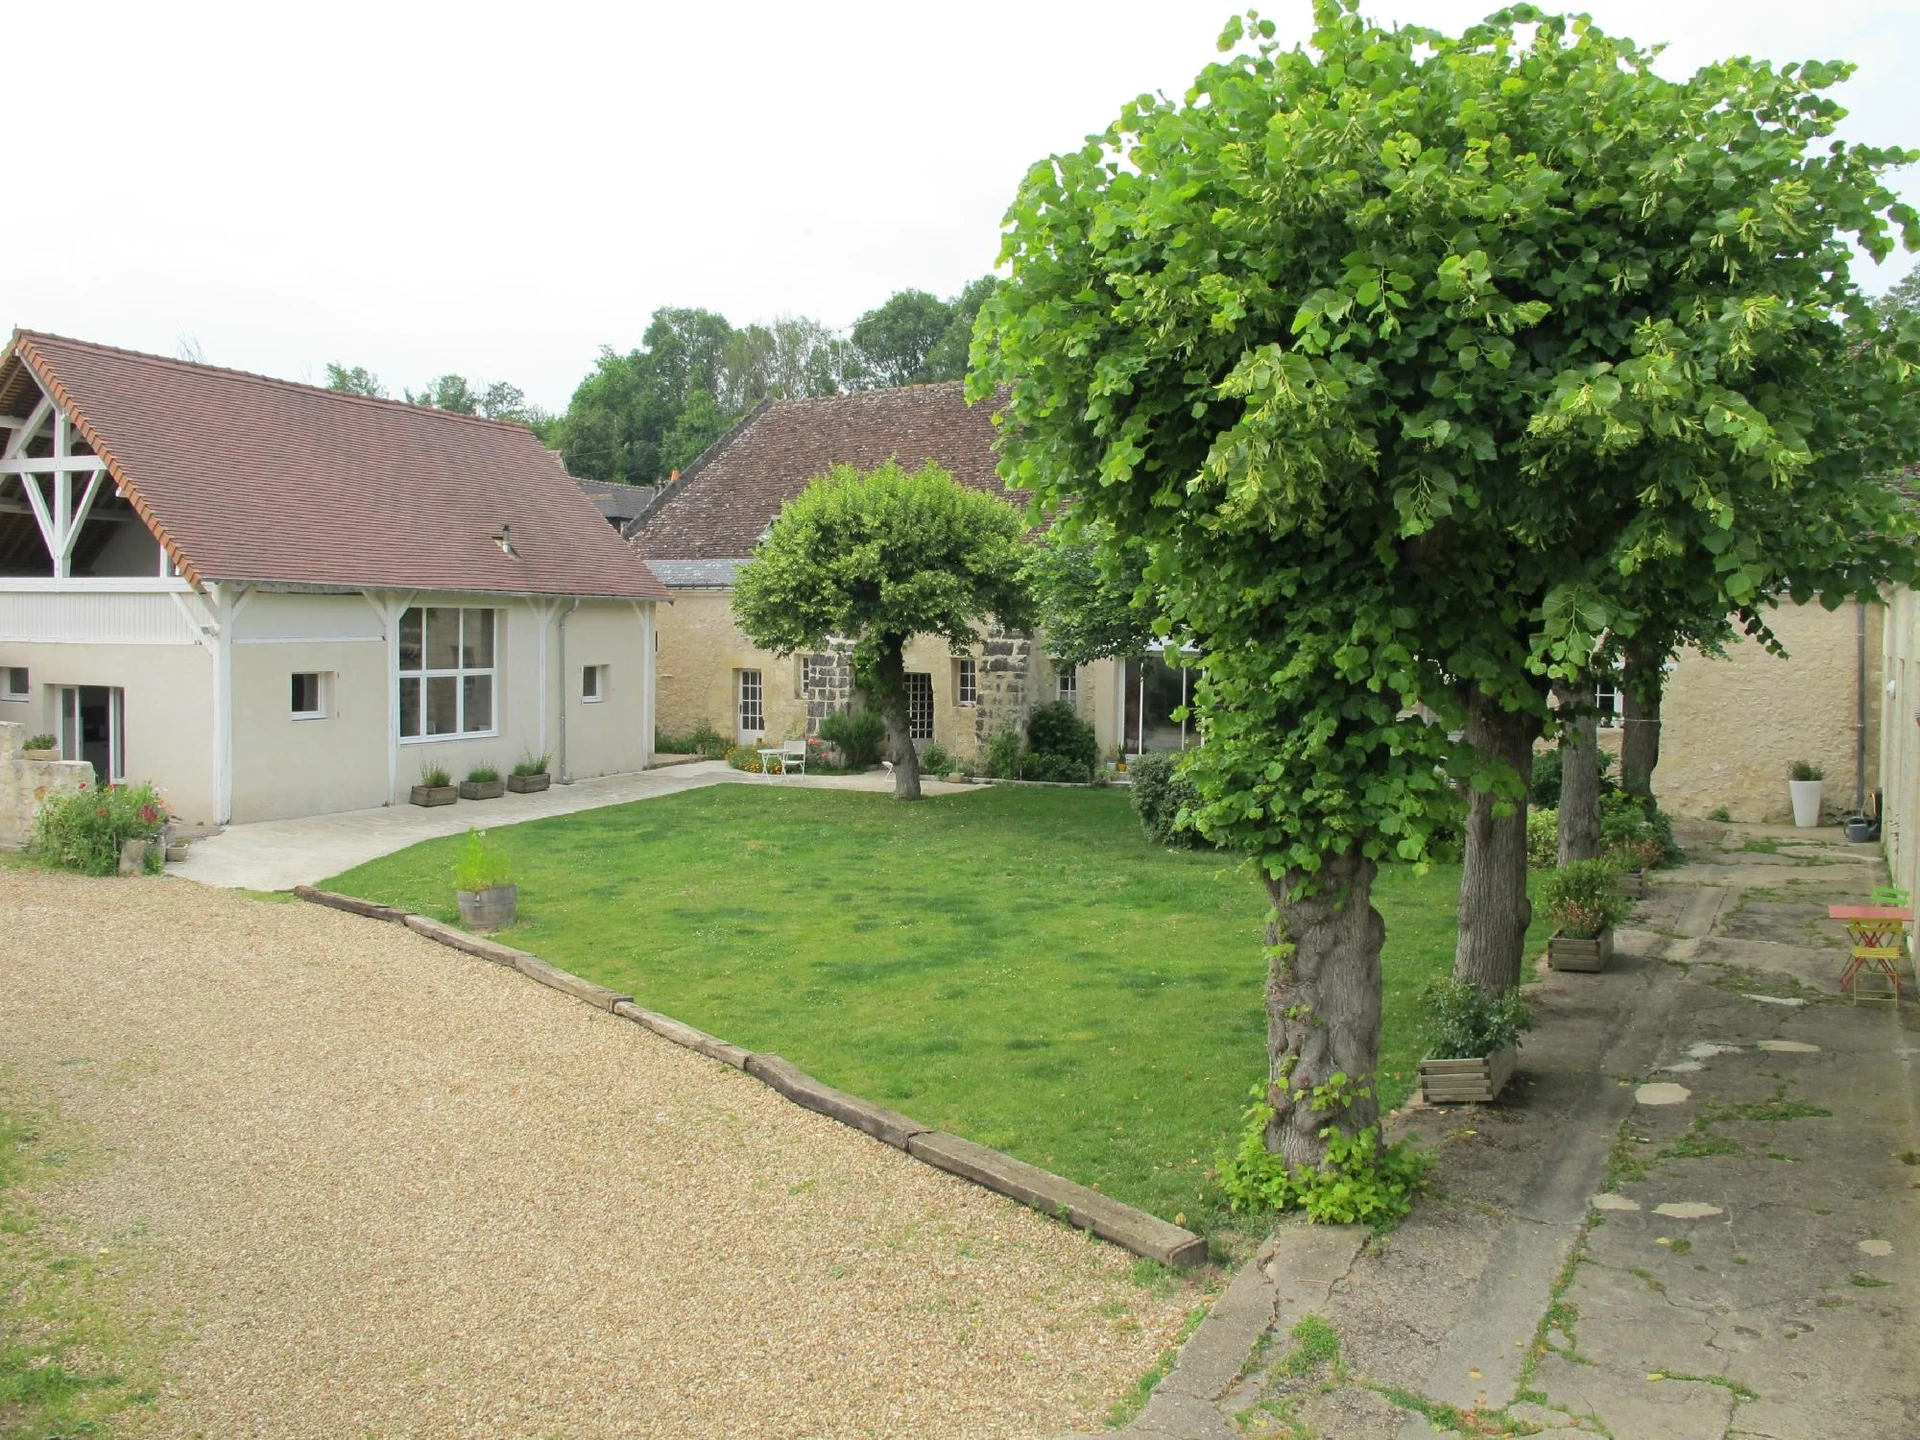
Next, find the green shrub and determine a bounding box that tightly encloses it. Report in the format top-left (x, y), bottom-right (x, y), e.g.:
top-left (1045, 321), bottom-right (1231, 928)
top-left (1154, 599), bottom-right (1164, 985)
top-left (725, 746), bottom-right (768, 774)
top-left (1025, 700), bottom-right (1097, 780)
top-left (1790, 760), bottom-right (1823, 782)
top-left (419, 763), bottom-right (452, 789)
top-left (513, 751), bottom-right (551, 777)
top-left (655, 717), bottom-right (729, 758)
top-left (32, 781), bottom-right (169, 876)
top-left (1018, 751), bottom-right (1087, 783)
top-left (1600, 791), bottom-right (1680, 870)
top-left (984, 728), bottom-right (1024, 779)
top-left (1530, 745), bottom-right (1617, 809)
top-left (1541, 859), bottom-right (1632, 938)
top-left (918, 743), bottom-right (952, 775)
top-left (464, 763), bottom-right (499, 784)
top-left (1422, 976), bottom-right (1533, 1058)
top-left (818, 709), bottom-right (887, 769)
top-left (453, 830), bottom-right (512, 891)
top-left (24, 733), bottom-right (57, 751)
top-left (1218, 1085), bottom-right (1432, 1225)
top-left (1129, 751), bottom-right (1206, 847)
top-left (1527, 807), bottom-right (1558, 869)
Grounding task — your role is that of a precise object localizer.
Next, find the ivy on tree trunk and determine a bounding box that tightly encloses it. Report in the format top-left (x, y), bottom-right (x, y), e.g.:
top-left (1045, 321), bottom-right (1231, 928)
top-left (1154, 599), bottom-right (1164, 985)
top-left (1263, 849), bottom-right (1384, 1165)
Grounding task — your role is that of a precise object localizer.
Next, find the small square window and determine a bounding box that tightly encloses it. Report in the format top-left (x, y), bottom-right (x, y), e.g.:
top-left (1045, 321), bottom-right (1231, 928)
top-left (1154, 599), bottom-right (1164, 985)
top-left (1, 666), bottom-right (26, 701)
top-left (291, 672), bottom-right (325, 719)
top-left (583, 664), bottom-right (607, 702)
top-left (955, 656), bottom-right (978, 706)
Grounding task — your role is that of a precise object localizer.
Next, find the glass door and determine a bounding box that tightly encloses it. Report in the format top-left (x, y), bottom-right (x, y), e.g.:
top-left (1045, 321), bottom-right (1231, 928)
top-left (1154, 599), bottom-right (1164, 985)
top-left (55, 685), bottom-right (124, 782)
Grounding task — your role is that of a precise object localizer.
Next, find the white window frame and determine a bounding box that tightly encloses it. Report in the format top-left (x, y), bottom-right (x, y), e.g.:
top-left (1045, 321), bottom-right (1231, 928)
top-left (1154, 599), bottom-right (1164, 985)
top-left (1, 666), bottom-right (26, 701)
top-left (583, 663), bottom-right (607, 703)
top-left (738, 668), bottom-right (764, 734)
top-left (398, 606), bottom-right (498, 743)
top-left (291, 671), bottom-right (327, 721)
top-left (905, 672), bottom-right (934, 741)
top-left (1594, 682), bottom-right (1624, 728)
top-left (1057, 665), bottom-right (1077, 704)
top-left (954, 656), bottom-right (978, 707)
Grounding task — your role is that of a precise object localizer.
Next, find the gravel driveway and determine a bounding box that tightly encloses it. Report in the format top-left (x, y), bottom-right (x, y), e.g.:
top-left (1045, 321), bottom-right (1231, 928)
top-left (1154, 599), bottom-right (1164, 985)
top-left (1, 868), bottom-right (1192, 1438)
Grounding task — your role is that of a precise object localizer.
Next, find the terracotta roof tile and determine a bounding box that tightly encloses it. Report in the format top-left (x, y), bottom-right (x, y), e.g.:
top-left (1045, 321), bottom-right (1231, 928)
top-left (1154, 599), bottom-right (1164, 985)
top-left (630, 382), bottom-right (1015, 560)
top-left (2, 331), bottom-right (668, 601)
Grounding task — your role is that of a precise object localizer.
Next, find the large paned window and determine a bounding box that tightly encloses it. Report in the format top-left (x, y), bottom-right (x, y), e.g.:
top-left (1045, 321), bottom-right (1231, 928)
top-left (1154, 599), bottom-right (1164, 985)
top-left (905, 672), bottom-right (934, 740)
top-left (399, 606), bottom-right (496, 740)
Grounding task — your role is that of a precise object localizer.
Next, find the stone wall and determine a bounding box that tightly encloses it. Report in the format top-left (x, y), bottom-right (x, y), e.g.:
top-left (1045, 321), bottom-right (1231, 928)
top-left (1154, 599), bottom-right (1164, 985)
top-left (1879, 588), bottom-right (1920, 900)
top-left (0, 720), bottom-right (94, 848)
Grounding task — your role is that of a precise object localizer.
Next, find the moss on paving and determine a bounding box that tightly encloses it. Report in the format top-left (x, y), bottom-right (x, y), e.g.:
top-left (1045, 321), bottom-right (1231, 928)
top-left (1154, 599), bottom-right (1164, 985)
top-left (327, 786), bottom-right (1544, 1227)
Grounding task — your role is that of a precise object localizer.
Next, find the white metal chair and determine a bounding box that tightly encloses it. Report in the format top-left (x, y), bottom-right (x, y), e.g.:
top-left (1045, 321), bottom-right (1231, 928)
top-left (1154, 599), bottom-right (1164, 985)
top-left (779, 738), bottom-right (808, 776)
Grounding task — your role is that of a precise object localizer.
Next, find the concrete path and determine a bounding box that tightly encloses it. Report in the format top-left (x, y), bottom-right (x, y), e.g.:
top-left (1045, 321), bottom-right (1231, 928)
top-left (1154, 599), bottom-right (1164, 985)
top-left (0, 867), bottom-right (1192, 1439)
top-left (1086, 820), bottom-right (1919, 1440)
top-left (174, 762), bottom-right (973, 890)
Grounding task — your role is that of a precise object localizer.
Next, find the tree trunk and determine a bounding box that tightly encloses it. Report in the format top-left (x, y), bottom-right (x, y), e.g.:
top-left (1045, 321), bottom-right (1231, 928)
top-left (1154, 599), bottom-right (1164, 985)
top-left (1262, 848), bottom-right (1385, 1166)
top-left (1620, 645), bottom-right (1663, 805)
top-left (1454, 690), bottom-right (1540, 994)
top-left (1556, 681), bottom-right (1601, 866)
top-left (868, 639), bottom-right (922, 801)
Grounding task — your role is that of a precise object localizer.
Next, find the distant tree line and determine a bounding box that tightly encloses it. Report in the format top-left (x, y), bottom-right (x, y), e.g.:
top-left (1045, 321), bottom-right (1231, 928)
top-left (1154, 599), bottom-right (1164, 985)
top-left (321, 276), bottom-right (999, 489)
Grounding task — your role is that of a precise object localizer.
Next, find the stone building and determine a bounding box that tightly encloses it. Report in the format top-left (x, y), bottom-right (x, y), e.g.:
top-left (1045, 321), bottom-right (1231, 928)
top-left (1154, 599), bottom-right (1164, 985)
top-left (628, 384), bottom-right (1151, 764)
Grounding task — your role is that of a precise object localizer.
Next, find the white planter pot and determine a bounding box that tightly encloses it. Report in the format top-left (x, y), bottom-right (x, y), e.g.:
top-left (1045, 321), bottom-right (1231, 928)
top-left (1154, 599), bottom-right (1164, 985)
top-left (1789, 779), bottom-right (1824, 828)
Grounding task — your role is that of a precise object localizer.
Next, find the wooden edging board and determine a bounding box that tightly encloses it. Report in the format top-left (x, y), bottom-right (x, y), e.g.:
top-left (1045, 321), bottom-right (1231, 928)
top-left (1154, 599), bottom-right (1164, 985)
top-left (292, 885), bottom-right (1207, 1269)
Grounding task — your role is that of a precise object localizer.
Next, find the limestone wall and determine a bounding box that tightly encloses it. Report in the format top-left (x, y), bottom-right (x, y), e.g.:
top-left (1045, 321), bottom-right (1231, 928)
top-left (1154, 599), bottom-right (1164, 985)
top-left (0, 720), bottom-right (93, 848)
top-left (1597, 599), bottom-right (1880, 823)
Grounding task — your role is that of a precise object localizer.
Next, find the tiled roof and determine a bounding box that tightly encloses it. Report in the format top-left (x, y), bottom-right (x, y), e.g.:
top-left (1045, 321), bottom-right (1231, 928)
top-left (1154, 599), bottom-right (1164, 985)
top-left (645, 559), bottom-right (741, 587)
top-left (630, 382), bottom-right (1015, 561)
top-left (0, 331), bottom-right (669, 601)
top-left (576, 477), bottom-right (661, 524)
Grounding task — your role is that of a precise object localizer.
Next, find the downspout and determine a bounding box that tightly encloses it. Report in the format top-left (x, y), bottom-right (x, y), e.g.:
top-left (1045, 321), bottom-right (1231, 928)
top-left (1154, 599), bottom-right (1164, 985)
top-left (1855, 600), bottom-right (1868, 817)
top-left (557, 597), bottom-right (580, 784)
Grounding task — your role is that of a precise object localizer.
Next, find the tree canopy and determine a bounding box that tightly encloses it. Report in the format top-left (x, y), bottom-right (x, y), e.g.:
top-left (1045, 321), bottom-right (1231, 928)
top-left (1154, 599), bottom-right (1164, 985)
top-left (972, 1), bottom-right (1919, 1165)
top-left (732, 459), bottom-right (1030, 799)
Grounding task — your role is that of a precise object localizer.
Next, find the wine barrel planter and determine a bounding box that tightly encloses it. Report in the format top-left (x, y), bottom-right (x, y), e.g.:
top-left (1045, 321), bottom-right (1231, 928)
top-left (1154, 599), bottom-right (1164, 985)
top-left (456, 883), bottom-right (517, 931)
top-left (1418, 1044), bottom-right (1517, 1104)
top-left (409, 784), bottom-right (457, 807)
top-left (1549, 927), bottom-right (1613, 973)
top-left (507, 772), bottom-right (551, 793)
top-left (458, 778), bottom-right (506, 800)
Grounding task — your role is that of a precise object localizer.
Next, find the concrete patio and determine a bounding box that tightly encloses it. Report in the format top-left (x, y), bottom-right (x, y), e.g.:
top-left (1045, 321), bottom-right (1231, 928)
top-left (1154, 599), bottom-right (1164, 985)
top-left (173, 761), bottom-right (974, 891)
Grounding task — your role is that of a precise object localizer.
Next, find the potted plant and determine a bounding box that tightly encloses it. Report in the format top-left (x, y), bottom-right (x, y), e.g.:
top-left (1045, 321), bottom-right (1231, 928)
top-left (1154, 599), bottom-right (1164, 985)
top-left (508, 751), bottom-right (551, 793)
top-left (1789, 761), bottom-right (1824, 828)
top-left (22, 733), bottom-right (58, 759)
top-left (1599, 794), bottom-right (1664, 898)
top-left (1543, 858), bottom-right (1632, 972)
top-left (1418, 976), bottom-right (1532, 1104)
top-left (410, 763), bottom-right (457, 807)
top-left (458, 763), bottom-right (505, 800)
top-left (453, 829), bottom-right (516, 931)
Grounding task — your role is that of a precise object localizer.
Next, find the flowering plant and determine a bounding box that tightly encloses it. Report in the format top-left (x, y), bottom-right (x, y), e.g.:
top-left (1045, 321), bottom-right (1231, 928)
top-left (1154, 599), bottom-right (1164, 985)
top-left (32, 780), bottom-right (169, 876)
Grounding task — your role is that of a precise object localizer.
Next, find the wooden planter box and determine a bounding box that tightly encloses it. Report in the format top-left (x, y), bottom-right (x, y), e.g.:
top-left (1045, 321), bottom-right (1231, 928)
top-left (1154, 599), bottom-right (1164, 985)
top-left (507, 772), bottom-right (551, 793)
top-left (1549, 927), bottom-right (1613, 973)
top-left (458, 778), bottom-right (505, 800)
top-left (410, 784), bottom-right (457, 807)
top-left (1615, 870), bottom-right (1647, 899)
top-left (1419, 1044), bottom-right (1517, 1105)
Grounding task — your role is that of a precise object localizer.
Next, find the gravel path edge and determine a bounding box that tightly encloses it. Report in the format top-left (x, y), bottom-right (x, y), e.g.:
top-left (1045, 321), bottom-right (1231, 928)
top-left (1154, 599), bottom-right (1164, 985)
top-left (293, 884), bottom-right (1210, 1269)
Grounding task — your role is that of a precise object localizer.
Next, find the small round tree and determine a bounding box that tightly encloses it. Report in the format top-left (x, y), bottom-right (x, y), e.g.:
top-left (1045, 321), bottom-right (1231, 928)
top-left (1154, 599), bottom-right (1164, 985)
top-left (732, 459), bottom-right (1030, 799)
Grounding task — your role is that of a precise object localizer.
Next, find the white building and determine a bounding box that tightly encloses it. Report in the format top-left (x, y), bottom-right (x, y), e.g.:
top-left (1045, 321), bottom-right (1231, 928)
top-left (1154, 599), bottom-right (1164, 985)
top-left (0, 331), bottom-right (667, 825)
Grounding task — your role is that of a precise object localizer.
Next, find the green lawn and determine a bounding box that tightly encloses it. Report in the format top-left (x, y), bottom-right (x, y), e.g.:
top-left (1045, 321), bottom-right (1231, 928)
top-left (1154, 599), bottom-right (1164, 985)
top-left (325, 785), bottom-right (1546, 1228)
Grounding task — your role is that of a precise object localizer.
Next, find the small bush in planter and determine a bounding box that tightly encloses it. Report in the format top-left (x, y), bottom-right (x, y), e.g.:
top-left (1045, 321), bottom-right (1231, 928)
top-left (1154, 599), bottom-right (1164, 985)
top-left (24, 733), bottom-right (58, 754)
top-left (419, 763), bottom-right (453, 789)
top-left (33, 781), bottom-right (168, 876)
top-left (1423, 976), bottom-right (1532, 1060)
top-left (1129, 751), bottom-right (1208, 847)
top-left (817, 710), bottom-right (887, 769)
top-left (465, 764), bottom-right (499, 784)
top-left (1542, 859), bottom-right (1632, 939)
top-left (512, 753), bottom-right (550, 777)
top-left (452, 829), bottom-right (516, 929)
top-left (508, 751), bottom-right (552, 793)
top-left (1790, 760), bottom-right (1824, 783)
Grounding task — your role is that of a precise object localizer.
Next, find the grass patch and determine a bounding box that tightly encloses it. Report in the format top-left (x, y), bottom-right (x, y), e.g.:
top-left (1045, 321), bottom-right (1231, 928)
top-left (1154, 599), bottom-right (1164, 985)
top-left (1656, 1120), bottom-right (1742, 1160)
top-left (1849, 1272), bottom-right (1891, 1288)
top-left (1107, 1302), bottom-right (1209, 1428)
top-left (325, 786), bottom-right (1545, 1227)
top-left (1606, 1123), bottom-right (1650, 1187)
top-left (1271, 1314), bottom-right (1342, 1380)
top-left (0, 1077), bottom-right (164, 1437)
top-left (1703, 1086), bottom-right (1833, 1124)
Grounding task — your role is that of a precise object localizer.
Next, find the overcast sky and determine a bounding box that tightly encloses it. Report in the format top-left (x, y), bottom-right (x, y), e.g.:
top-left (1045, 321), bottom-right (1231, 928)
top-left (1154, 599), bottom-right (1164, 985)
top-left (8, 1), bottom-right (1916, 411)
